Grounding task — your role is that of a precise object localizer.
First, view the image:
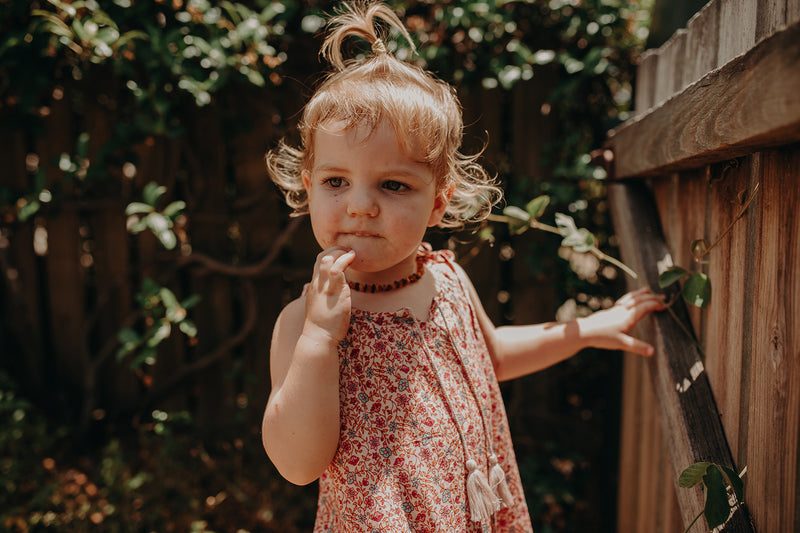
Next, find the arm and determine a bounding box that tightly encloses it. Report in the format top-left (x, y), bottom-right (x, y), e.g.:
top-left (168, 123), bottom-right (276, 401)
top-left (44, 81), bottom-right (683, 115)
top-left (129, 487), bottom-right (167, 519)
top-left (261, 248), bottom-right (355, 485)
top-left (461, 266), bottom-right (665, 382)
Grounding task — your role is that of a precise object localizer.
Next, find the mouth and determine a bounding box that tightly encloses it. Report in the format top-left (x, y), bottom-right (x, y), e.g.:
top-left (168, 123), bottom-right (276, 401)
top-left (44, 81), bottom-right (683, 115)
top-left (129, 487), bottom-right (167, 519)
top-left (342, 231), bottom-right (381, 239)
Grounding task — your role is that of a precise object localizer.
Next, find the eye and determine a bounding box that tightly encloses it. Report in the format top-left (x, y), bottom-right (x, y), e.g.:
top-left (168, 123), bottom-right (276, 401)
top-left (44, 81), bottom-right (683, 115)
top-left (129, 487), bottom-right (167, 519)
top-left (323, 177), bottom-right (344, 188)
top-left (383, 180), bottom-right (409, 192)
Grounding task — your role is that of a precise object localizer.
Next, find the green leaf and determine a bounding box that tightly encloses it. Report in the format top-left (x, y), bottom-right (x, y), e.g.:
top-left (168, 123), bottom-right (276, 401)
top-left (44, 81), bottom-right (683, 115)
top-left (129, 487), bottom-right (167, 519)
top-left (159, 287), bottom-right (179, 311)
top-left (503, 206), bottom-right (531, 235)
top-left (179, 319), bottom-right (198, 337)
top-left (679, 462), bottom-right (712, 488)
top-left (180, 294), bottom-right (202, 310)
top-left (554, 212), bottom-right (578, 237)
top-left (130, 346), bottom-right (156, 369)
top-left (145, 321), bottom-right (171, 348)
top-left (525, 195), bottom-right (549, 220)
top-left (659, 266), bottom-right (690, 288)
top-left (156, 230), bottom-right (177, 250)
top-left (719, 465), bottom-right (744, 503)
top-left (683, 272), bottom-right (711, 308)
top-left (142, 182), bottom-right (166, 206)
top-left (76, 132), bottom-right (90, 159)
top-left (125, 202), bottom-right (153, 216)
top-left (703, 465), bottom-right (731, 529)
top-left (562, 227), bottom-right (595, 253)
top-left (145, 212), bottom-right (170, 233)
top-left (140, 278), bottom-right (160, 296)
top-left (117, 327), bottom-right (140, 345)
top-left (18, 199), bottom-right (40, 222)
top-left (163, 200), bottom-right (186, 219)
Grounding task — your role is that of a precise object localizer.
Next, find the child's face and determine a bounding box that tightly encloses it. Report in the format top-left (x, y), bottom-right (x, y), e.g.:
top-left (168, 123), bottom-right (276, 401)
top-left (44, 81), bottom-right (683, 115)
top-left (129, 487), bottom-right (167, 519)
top-left (302, 119), bottom-right (449, 281)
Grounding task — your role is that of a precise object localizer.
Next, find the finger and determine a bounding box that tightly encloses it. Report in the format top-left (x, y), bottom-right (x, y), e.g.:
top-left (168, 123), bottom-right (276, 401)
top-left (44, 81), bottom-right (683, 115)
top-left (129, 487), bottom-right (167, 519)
top-left (618, 334), bottom-right (655, 357)
top-left (331, 249), bottom-right (356, 274)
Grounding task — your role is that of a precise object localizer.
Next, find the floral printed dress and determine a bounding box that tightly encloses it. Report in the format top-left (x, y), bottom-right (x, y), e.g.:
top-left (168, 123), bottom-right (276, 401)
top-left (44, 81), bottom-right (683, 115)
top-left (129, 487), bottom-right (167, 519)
top-left (314, 248), bottom-right (533, 533)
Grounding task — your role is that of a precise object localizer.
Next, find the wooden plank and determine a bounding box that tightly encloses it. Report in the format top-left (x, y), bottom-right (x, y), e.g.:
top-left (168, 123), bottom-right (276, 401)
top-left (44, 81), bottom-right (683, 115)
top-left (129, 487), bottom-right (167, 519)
top-left (635, 360), bottom-right (657, 532)
top-left (654, 29), bottom-right (688, 106)
top-left (608, 21), bottom-right (800, 179)
top-left (608, 180), bottom-right (753, 531)
top-left (0, 128), bottom-right (47, 396)
top-left (45, 208), bottom-right (88, 391)
top-left (616, 355), bottom-right (644, 532)
top-left (790, 0), bottom-right (800, 23)
top-left (684, 0), bottom-right (720, 88)
top-left (702, 156), bottom-right (756, 464)
top-left (755, 0), bottom-right (787, 40)
top-left (718, 0), bottom-right (757, 67)
top-left (512, 68), bottom-right (557, 182)
top-left (649, 171), bottom-right (707, 338)
top-left (745, 145), bottom-right (800, 533)
top-left (90, 206), bottom-right (137, 408)
top-left (634, 49), bottom-right (658, 115)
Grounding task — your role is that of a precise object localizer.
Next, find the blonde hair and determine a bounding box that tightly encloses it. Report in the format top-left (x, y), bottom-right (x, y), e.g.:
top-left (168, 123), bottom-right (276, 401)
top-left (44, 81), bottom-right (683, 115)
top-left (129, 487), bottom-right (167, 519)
top-left (266, 1), bottom-right (501, 229)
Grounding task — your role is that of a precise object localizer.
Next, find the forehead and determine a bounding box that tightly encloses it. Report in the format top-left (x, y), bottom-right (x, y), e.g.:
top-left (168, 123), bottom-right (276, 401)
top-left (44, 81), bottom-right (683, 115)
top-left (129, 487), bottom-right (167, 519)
top-left (313, 119), bottom-right (426, 163)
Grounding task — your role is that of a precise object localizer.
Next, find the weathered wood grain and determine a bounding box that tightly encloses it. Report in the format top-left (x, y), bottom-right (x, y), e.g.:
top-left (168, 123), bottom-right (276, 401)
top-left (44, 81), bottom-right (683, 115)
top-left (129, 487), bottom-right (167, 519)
top-left (718, 0), bottom-right (757, 67)
top-left (616, 355), bottom-right (644, 532)
top-left (745, 146), bottom-right (800, 532)
top-left (634, 50), bottom-right (658, 115)
top-left (755, 0), bottom-right (787, 40)
top-left (654, 29), bottom-right (688, 106)
top-left (685, 1), bottom-right (720, 88)
top-left (702, 156), bottom-right (756, 465)
top-left (609, 21), bottom-right (800, 179)
top-left (608, 180), bottom-right (754, 531)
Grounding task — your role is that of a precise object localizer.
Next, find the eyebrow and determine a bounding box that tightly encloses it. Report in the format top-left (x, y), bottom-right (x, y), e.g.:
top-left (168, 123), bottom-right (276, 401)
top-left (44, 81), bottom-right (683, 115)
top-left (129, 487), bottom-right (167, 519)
top-left (313, 163), bottom-right (430, 180)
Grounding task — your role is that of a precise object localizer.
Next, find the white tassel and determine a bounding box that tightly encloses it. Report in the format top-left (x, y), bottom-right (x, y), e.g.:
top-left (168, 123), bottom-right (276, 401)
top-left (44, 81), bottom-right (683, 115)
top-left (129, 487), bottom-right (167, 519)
top-left (488, 454), bottom-right (514, 508)
top-left (466, 458), bottom-right (500, 522)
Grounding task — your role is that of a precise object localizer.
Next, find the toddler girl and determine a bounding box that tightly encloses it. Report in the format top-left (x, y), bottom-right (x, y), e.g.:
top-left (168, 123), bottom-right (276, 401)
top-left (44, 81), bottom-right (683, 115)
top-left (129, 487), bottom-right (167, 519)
top-left (261, 3), bottom-right (664, 531)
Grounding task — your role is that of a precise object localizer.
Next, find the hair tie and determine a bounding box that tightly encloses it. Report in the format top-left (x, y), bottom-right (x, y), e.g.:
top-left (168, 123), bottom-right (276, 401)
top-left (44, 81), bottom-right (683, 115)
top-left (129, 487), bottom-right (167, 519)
top-left (371, 38), bottom-right (388, 55)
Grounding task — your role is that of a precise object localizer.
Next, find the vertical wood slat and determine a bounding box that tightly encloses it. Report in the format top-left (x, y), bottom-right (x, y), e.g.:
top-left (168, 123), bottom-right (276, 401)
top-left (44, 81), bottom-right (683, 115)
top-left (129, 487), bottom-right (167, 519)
top-left (790, 0), bottom-right (800, 23)
top-left (616, 355), bottom-right (642, 532)
top-left (702, 156), bottom-right (755, 465)
top-left (633, 50), bottom-right (658, 116)
top-left (755, 0), bottom-right (788, 40)
top-left (746, 147), bottom-right (800, 533)
top-left (83, 84), bottom-right (138, 410)
top-left (39, 94), bottom-right (88, 396)
top-left (718, 0), bottom-right (758, 67)
top-left (228, 88), bottom-right (279, 425)
top-left (45, 208), bottom-right (87, 391)
top-left (189, 106), bottom-right (236, 430)
top-left (654, 29), bottom-right (688, 106)
top-left (0, 128), bottom-right (47, 394)
top-left (684, 0), bottom-right (720, 88)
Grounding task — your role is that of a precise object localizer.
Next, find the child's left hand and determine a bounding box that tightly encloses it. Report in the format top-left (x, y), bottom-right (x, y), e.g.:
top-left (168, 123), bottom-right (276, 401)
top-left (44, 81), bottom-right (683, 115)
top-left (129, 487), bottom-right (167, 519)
top-left (580, 287), bottom-right (666, 357)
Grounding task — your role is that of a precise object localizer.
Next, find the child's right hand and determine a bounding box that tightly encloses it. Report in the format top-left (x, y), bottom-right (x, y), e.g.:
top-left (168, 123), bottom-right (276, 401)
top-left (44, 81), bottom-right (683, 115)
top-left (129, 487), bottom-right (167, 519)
top-left (303, 246), bottom-right (356, 342)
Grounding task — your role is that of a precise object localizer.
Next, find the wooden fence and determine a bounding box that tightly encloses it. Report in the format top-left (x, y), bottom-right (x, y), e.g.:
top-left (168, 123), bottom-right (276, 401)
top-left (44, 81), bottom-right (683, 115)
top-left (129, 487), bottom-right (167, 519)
top-left (607, 0), bottom-right (800, 531)
top-left (0, 60), bottom-right (567, 437)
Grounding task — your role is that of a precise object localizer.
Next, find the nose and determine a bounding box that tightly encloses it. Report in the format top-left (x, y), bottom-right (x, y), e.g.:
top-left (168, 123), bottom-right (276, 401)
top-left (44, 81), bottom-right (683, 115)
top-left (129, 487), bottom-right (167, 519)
top-left (346, 187), bottom-right (379, 217)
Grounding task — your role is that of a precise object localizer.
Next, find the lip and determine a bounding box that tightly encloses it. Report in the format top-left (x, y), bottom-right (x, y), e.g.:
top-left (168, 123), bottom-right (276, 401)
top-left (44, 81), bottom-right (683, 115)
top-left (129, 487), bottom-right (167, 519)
top-left (342, 231), bottom-right (381, 238)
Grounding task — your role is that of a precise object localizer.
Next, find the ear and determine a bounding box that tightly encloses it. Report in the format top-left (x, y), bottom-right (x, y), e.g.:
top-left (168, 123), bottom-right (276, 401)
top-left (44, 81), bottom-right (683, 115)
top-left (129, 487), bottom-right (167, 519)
top-left (301, 169), bottom-right (312, 192)
top-left (427, 182), bottom-right (455, 227)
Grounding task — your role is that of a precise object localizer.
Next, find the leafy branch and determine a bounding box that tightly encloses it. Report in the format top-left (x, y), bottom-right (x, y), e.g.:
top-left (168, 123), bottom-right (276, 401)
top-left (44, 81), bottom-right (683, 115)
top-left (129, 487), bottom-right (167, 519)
top-left (488, 194), bottom-right (640, 282)
top-left (658, 183), bottom-right (759, 309)
top-left (125, 182), bottom-right (186, 250)
top-left (679, 462), bottom-right (746, 532)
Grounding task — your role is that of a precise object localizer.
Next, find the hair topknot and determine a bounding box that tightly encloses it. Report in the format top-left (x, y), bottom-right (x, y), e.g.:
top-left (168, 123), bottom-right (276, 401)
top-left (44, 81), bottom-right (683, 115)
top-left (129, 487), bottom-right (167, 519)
top-left (320, 1), bottom-right (415, 70)
top-left (266, 1), bottom-right (502, 229)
